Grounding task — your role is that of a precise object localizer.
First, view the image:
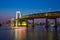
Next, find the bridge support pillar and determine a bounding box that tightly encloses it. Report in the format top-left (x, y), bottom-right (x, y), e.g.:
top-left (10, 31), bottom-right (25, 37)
top-left (54, 18), bottom-right (57, 31)
top-left (32, 18), bottom-right (34, 29)
top-left (26, 19), bottom-right (28, 30)
top-left (45, 18), bottom-right (48, 32)
top-left (26, 20), bottom-right (28, 27)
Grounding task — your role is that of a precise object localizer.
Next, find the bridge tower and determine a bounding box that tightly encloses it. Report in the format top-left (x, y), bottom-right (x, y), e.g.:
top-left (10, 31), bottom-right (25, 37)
top-left (16, 11), bottom-right (22, 27)
top-left (16, 11), bottom-right (22, 19)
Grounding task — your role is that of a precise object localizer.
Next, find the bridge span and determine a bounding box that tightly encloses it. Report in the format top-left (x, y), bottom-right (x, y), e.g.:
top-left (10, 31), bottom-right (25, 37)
top-left (10, 11), bottom-right (60, 31)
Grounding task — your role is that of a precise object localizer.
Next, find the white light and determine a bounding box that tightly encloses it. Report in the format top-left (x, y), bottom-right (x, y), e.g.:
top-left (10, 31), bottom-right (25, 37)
top-left (16, 11), bottom-right (20, 13)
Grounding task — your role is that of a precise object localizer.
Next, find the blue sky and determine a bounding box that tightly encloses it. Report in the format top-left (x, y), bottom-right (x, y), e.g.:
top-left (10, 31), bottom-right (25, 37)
top-left (0, 0), bottom-right (60, 19)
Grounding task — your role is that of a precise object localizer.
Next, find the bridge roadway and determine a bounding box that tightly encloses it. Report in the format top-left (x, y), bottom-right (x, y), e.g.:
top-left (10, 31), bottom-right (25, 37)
top-left (21, 11), bottom-right (60, 19)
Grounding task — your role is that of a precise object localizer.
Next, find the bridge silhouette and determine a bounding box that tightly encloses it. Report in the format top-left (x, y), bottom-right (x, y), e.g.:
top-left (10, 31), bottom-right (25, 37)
top-left (10, 11), bottom-right (60, 31)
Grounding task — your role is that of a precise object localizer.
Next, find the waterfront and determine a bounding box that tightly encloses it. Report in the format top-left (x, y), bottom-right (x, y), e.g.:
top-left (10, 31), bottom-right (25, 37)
top-left (0, 25), bottom-right (60, 40)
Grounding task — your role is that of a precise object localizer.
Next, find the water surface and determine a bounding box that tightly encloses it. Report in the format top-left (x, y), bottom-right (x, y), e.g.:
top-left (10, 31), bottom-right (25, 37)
top-left (0, 26), bottom-right (60, 40)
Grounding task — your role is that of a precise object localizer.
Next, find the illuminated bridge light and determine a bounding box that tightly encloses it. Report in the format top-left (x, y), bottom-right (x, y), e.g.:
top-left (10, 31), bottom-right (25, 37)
top-left (22, 21), bottom-right (27, 26)
top-left (45, 13), bottom-right (48, 16)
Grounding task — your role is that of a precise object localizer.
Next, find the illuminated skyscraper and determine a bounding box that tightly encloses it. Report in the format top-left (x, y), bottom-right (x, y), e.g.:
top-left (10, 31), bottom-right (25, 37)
top-left (11, 18), bottom-right (14, 26)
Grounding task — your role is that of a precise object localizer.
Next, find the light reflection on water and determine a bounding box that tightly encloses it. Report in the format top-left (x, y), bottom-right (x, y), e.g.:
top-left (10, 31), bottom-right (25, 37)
top-left (0, 26), bottom-right (60, 40)
top-left (14, 28), bottom-right (26, 40)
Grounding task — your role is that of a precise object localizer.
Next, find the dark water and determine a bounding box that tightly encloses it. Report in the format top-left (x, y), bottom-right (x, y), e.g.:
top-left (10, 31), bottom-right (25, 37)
top-left (0, 25), bottom-right (60, 40)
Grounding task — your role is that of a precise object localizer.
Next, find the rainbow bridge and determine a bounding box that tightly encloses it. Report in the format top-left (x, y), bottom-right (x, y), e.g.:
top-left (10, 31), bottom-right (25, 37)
top-left (10, 11), bottom-right (60, 31)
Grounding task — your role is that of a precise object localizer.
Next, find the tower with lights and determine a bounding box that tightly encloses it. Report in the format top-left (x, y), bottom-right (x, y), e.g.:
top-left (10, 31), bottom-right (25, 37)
top-left (16, 11), bottom-right (22, 27)
top-left (16, 11), bottom-right (22, 19)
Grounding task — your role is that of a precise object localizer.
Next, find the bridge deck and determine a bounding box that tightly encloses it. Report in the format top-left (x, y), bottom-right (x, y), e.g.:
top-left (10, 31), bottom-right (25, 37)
top-left (21, 11), bottom-right (60, 19)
